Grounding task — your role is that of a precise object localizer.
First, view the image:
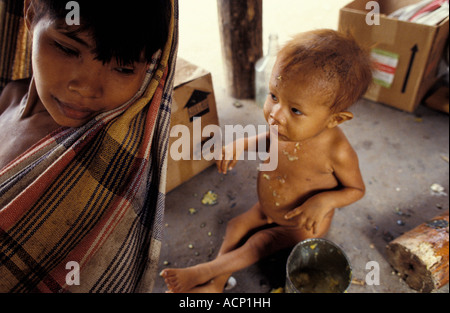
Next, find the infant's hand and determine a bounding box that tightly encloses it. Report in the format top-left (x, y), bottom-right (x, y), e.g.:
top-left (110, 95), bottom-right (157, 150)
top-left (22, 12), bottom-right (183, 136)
top-left (215, 138), bottom-right (245, 174)
top-left (284, 197), bottom-right (331, 235)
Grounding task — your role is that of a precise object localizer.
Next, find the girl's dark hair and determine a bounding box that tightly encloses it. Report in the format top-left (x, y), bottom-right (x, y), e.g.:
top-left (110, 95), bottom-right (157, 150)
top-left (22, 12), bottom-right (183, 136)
top-left (32, 0), bottom-right (171, 65)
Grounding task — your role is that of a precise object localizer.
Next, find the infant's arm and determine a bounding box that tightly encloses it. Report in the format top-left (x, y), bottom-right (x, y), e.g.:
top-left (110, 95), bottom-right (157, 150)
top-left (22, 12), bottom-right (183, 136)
top-left (216, 131), bottom-right (269, 174)
top-left (326, 139), bottom-right (366, 207)
top-left (285, 136), bottom-right (365, 233)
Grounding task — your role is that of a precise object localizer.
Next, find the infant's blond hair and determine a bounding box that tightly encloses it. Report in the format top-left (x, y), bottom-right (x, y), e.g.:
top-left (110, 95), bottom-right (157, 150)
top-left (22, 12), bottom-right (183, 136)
top-left (277, 29), bottom-right (373, 112)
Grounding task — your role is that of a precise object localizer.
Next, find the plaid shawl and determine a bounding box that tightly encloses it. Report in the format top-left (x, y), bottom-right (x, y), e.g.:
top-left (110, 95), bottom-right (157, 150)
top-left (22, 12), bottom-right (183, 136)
top-left (0, 0), bottom-right (178, 293)
top-left (0, 0), bottom-right (32, 91)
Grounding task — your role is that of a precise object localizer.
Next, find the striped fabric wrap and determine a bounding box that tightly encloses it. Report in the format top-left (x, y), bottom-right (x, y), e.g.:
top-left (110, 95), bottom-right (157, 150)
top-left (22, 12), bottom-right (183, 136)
top-left (0, 0), bottom-right (32, 92)
top-left (0, 0), bottom-right (179, 293)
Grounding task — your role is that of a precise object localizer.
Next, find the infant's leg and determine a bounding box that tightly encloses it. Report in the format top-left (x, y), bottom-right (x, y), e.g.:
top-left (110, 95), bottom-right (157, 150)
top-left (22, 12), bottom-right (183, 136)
top-left (182, 208), bottom-right (336, 293)
top-left (218, 202), bottom-right (269, 255)
top-left (205, 208), bottom-right (336, 293)
top-left (161, 202), bottom-right (268, 293)
top-left (193, 202), bottom-right (270, 292)
top-left (224, 208), bottom-right (335, 264)
top-left (162, 208), bottom-right (335, 293)
top-left (161, 226), bottom-right (303, 293)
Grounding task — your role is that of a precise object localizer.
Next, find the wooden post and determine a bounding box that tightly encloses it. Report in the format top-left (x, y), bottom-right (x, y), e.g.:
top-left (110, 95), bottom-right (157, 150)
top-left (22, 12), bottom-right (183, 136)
top-left (386, 211), bottom-right (449, 292)
top-left (217, 0), bottom-right (263, 99)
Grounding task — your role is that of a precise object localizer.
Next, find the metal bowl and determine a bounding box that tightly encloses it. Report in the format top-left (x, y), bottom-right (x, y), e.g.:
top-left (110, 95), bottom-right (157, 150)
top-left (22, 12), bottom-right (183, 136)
top-left (285, 238), bottom-right (352, 293)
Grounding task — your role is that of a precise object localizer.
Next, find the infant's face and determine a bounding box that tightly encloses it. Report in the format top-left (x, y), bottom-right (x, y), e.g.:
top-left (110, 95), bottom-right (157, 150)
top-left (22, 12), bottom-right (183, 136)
top-left (263, 62), bottom-right (336, 143)
top-left (30, 17), bottom-right (149, 127)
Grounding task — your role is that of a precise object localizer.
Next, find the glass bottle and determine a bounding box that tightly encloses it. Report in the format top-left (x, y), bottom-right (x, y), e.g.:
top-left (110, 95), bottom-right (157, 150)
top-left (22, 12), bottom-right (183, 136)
top-left (255, 34), bottom-right (279, 108)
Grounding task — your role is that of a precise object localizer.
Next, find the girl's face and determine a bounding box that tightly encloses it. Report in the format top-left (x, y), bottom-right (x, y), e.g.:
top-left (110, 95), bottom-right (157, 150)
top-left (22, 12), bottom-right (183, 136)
top-left (30, 17), bottom-right (149, 127)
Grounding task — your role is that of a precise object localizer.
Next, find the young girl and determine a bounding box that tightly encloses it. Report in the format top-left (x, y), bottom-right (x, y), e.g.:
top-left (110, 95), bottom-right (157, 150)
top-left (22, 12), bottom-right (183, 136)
top-left (161, 29), bottom-right (372, 293)
top-left (0, 0), bottom-right (177, 293)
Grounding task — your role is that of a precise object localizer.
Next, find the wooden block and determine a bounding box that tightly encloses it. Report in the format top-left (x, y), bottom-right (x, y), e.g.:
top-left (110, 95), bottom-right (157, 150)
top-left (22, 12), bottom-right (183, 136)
top-left (386, 211), bottom-right (449, 292)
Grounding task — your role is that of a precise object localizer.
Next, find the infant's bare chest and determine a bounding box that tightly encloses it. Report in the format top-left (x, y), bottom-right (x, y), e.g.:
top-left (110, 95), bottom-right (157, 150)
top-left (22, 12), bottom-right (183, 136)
top-left (272, 143), bottom-right (335, 184)
top-left (257, 146), bottom-right (338, 211)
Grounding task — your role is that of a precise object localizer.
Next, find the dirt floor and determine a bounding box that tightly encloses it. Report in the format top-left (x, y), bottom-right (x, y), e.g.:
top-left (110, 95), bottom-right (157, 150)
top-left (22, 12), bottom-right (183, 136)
top-left (153, 1), bottom-right (449, 293)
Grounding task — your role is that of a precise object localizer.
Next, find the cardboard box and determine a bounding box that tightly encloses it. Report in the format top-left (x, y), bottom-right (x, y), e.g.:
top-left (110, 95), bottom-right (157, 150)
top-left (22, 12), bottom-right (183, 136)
top-left (338, 0), bottom-right (449, 112)
top-left (425, 86), bottom-right (449, 114)
top-left (166, 58), bottom-right (220, 192)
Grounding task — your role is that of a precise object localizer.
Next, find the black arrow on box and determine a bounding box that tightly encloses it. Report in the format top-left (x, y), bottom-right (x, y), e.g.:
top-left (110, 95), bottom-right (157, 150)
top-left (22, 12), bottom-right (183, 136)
top-left (402, 44), bottom-right (419, 94)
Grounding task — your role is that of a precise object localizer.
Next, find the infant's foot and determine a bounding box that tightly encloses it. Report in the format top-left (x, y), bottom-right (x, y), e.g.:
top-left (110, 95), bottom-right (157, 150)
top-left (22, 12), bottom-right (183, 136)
top-left (187, 275), bottom-right (233, 293)
top-left (160, 267), bottom-right (206, 293)
top-left (186, 281), bottom-right (223, 293)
